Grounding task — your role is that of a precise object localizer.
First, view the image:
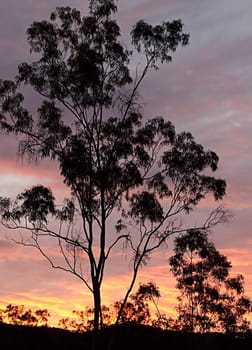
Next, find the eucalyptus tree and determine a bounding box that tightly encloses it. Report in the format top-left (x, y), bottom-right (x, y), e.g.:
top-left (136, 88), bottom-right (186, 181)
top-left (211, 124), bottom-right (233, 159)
top-left (0, 0), bottom-right (226, 332)
top-left (170, 230), bottom-right (252, 333)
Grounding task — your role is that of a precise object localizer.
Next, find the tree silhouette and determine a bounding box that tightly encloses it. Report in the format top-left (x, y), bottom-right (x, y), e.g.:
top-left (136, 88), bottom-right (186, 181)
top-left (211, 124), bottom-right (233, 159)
top-left (169, 230), bottom-right (252, 333)
top-left (113, 282), bottom-right (160, 325)
top-left (0, 304), bottom-right (50, 327)
top-left (58, 307), bottom-right (98, 332)
top-left (0, 0), bottom-right (227, 334)
top-left (58, 282), bottom-right (162, 331)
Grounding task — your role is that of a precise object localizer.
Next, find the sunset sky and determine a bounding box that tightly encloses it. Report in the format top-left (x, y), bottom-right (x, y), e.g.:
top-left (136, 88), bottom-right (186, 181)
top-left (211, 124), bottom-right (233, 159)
top-left (0, 0), bottom-right (252, 326)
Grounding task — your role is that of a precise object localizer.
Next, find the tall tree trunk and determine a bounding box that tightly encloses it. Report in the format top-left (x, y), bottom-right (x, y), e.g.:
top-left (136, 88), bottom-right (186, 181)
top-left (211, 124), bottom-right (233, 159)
top-left (92, 279), bottom-right (102, 350)
top-left (94, 286), bottom-right (101, 331)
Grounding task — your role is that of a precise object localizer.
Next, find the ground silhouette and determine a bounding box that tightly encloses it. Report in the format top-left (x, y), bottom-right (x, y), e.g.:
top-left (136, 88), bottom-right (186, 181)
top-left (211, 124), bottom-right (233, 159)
top-left (1, 322), bottom-right (252, 350)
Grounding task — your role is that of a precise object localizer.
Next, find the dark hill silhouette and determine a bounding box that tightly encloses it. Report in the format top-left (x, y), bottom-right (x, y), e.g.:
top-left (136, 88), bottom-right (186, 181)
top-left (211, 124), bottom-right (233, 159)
top-left (1, 322), bottom-right (252, 350)
top-left (0, 323), bottom-right (89, 350)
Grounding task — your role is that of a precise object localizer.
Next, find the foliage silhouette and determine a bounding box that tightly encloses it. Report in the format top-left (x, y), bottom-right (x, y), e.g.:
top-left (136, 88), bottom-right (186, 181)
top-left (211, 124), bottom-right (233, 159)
top-left (169, 230), bottom-right (252, 333)
top-left (0, 304), bottom-right (50, 327)
top-left (58, 306), bottom-right (111, 332)
top-left (0, 0), bottom-right (227, 334)
top-left (58, 282), bottom-right (162, 331)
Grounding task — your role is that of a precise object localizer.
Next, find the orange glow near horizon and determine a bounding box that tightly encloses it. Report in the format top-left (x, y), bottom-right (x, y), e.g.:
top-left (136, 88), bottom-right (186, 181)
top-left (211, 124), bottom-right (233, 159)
top-left (1, 245), bottom-right (252, 328)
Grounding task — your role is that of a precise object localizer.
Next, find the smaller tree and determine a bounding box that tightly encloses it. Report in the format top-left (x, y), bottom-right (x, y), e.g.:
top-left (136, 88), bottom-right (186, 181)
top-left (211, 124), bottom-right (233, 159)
top-left (58, 282), bottom-right (162, 331)
top-left (169, 230), bottom-right (252, 333)
top-left (0, 304), bottom-right (50, 327)
top-left (114, 282), bottom-right (160, 325)
top-left (58, 306), bottom-right (111, 332)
